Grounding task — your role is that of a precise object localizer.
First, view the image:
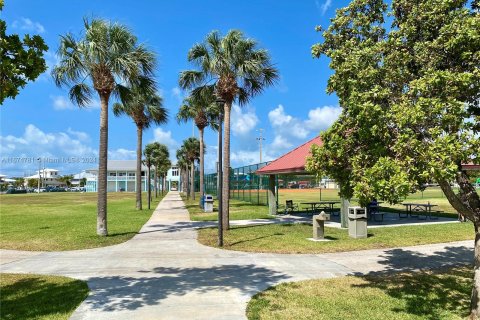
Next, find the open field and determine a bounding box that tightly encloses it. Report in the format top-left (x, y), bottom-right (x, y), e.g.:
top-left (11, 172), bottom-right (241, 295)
top-left (197, 222), bottom-right (474, 254)
top-left (0, 273), bottom-right (89, 320)
top-left (181, 193), bottom-right (271, 221)
top-left (247, 266), bottom-right (470, 320)
top-left (0, 192), bottom-right (162, 251)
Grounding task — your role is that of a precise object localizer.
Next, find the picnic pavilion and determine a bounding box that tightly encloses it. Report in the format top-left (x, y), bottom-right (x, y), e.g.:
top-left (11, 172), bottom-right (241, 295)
top-left (256, 136), bottom-right (476, 226)
top-left (254, 136), bottom-right (350, 220)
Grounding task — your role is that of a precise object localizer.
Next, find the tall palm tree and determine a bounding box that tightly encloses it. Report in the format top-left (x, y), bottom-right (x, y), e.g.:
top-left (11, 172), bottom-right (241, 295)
top-left (176, 149), bottom-right (189, 198)
top-left (113, 89), bottom-right (167, 210)
top-left (176, 93), bottom-right (217, 202)
top-left (152, 143), bottom-right (170, 196)
top-left (52, 18), bottom-right (156, 236)
top-left (144, 142), bottom-right (160, 209)
top-left (182, 137), bottom-right (202, 200)
top-left (179, 30), bottom-right (278, 230)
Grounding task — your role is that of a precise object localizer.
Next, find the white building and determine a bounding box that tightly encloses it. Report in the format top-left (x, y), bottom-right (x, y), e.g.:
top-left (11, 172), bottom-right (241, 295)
top-left (85, 160), bottom-right (181, 192)
top-left (24, 168), bottom-right (62, 187)
top-left (71, 171), bottom-right (96, 186)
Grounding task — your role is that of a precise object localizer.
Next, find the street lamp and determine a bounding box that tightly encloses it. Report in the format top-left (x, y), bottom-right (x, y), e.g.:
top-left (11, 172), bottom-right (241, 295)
top-left (215, 95), bottom-right (225, 247)
top-left (37, 157), bottom-right (41, 193)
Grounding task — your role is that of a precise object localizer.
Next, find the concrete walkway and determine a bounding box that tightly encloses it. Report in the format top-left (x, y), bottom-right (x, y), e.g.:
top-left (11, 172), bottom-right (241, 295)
top-left (0, 192), bottom-right (473, 320)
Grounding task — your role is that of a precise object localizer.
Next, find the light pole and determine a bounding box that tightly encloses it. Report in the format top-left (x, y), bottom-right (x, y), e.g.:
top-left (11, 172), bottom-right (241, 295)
top-left (216, 95), bottom-right (225, 247)
top-left (256, 129), bottom-right (265, 163)
top-left (37, 157), bottom-right (41, 193)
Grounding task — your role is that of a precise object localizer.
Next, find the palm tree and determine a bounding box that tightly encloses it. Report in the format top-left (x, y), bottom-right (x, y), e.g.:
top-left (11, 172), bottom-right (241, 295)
top-left (52, 18), bottom-right (156, 236)
top-left (154, 144), bottom-right (170, 196)
top-left (176, 93), bottom-right (217, 203)
top-left (179, 30), bottom-right (279, 230)
top-left (176, 149), bottom-right (189, 198)
top-left (181, 137), bottom-right (202, 200)
top-left (144, 142), bottom-right (159, 210)
top-left (113, 89), bottom-right (167, 210)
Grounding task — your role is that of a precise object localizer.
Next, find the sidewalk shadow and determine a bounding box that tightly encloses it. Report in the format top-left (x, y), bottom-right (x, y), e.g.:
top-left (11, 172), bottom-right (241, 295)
top-left (82, 264), bottom-right (289, 312)
top-left (351, 245), bottom-right (473, 319)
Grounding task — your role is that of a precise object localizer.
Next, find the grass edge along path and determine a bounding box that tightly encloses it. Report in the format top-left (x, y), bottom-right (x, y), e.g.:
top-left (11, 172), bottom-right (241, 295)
top-left (0, 273), bottom-right (89, 320)
top-left (246, 266), bottom-right (471, 320)
top-left (0, 192), bottom-right (164, 251)
top-left (197, 222), bottom-right (474, 254)
top-left (181, 193), bottom-right (273, 221)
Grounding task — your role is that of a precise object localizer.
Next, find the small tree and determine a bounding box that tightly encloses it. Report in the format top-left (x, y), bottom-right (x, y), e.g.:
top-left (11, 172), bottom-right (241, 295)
top-left (307, 0), bottom-right (479, 316)
top-left (27, 178), bottom-right (38, 189)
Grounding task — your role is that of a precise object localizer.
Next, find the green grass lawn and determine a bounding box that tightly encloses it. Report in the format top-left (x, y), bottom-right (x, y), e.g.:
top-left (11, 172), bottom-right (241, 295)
top-left (247, 266), bottom-right (471, 320)
top-left (0, 192), bottom-right (162, 251)
top-left (0, 273), bottom-right (89, 320)
top-left (197, 222), bottom-right (474, 253)
top-left (181, 193), bottom-right (272, 221)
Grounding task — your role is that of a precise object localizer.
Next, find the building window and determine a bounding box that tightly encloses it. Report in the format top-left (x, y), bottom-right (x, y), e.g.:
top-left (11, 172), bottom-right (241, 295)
top-left (109, 172), bottom-right (117, 177)
top-left (128, 172), bottom-right (135, 177)
top-left (172, 168), bottom-right (179, 176)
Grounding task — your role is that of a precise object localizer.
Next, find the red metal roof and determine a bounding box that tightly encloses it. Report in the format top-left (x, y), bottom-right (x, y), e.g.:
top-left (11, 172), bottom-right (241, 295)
top-left (256, 136), bottom-right (323, 175)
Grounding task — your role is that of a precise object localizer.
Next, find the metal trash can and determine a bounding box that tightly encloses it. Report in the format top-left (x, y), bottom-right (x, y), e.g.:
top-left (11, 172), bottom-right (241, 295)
top-left (204, 194), bottom-right (214, 213)
top-left (348, 207), bottom-right (367, 239)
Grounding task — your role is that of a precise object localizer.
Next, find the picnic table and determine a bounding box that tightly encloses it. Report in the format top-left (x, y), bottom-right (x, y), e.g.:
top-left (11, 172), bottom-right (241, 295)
top-left (300, 201), bottom-right (340, 214)
top-left (401, 203), bottom-right (439, 220)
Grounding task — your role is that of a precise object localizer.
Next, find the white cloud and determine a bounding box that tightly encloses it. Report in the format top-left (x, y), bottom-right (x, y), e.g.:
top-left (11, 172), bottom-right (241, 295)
top-left (268, 105), bottom-right (309, 139)
top-left (305, 105), bottom-right (342, 132)
top-left (51, 95), bottom-right (74, 110)
top-left (108, 148), bottom-right (136, 160)
top-left (268, 104), bottom-right (292, 127)
top-left (50, 95), bottom-right (100, 111)
top-left (152, 127), bottom-right (179, 161)
top-left (271, 135), bottom-right (293, 150)
top-left (231, 104), bottom-right (259, 136)
top-left (315, 0), bottom-right (332, 15)
top-left (67, 128), bottom-right (89, 142)
top-left (12, 17), bottom-right (45, 33)
top-left (0, 125), bottom-right (98, 176)
top-left (171, 87), bottom-right (184, 105)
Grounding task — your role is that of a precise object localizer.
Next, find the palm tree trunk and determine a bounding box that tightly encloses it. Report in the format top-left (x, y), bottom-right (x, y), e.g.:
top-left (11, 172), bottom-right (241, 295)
top-left (190, 161), bottom-right (195, 201)
top-left (147, 165), bottom-right (151, 210)
top-left (222, 101), bottom-right (232, 231)
top-left (135, 126), bottom-right (143, 210)
top-left (199, 127), bottom-right (205, 205)
top-left (97, 93), bottom-right (109, 236)
top-left (154, 167), bottom-right (158, 198)
top-left (186, 165), bottom-right (191, 199)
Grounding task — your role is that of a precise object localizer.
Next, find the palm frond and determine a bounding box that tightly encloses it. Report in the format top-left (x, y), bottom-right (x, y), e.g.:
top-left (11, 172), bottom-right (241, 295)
top-left (179, 70), bottom-right (206, 90)
top-left (69, 83), bottom-right (93, 107)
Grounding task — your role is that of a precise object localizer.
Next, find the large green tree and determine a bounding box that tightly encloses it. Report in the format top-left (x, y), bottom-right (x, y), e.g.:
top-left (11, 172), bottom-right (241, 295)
top-left (176, 92), bottom-right (217, 202)
top-left (114, 88), bottom-right (167, 210)
top-left (307, 0), bottom-right (479, 317)
top-left (52, 18), bottom-right (156, 235)
top-left (179, 137), bottom-right (202, 201)
top-left (0, 3), bottom-right (48, 104)
top-left (179, 30), bottom-right (278, 230)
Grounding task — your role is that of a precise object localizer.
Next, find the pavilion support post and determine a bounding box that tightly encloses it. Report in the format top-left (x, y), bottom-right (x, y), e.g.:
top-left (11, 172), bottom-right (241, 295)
top-left (340, 197), bottom-right (350, 228)
top-left (268, 174), bottom-right (276, 216)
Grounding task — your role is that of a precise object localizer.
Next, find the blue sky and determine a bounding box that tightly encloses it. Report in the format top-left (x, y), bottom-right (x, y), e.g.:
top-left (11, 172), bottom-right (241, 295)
top-left (0, 0), bottom-right (349, 177)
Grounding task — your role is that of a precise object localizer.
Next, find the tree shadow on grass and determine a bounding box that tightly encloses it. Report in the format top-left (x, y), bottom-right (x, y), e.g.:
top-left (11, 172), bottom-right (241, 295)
top-left (0, 275), bottom-right (89, 320)
top-left (82, 264), bottom-right (290, 312)
top-left (353, 245), bottom-right (473, 319)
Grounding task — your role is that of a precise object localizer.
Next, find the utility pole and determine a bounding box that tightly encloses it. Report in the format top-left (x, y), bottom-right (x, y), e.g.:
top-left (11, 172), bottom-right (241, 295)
top-left (256, 129), bottom-right (265, 163)
top-left (37, 157), bottom-right (41, 193)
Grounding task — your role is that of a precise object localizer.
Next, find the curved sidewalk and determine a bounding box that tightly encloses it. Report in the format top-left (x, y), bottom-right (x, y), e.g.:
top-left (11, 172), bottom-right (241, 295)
top-left (0, 192), bottom-right (473, 320)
